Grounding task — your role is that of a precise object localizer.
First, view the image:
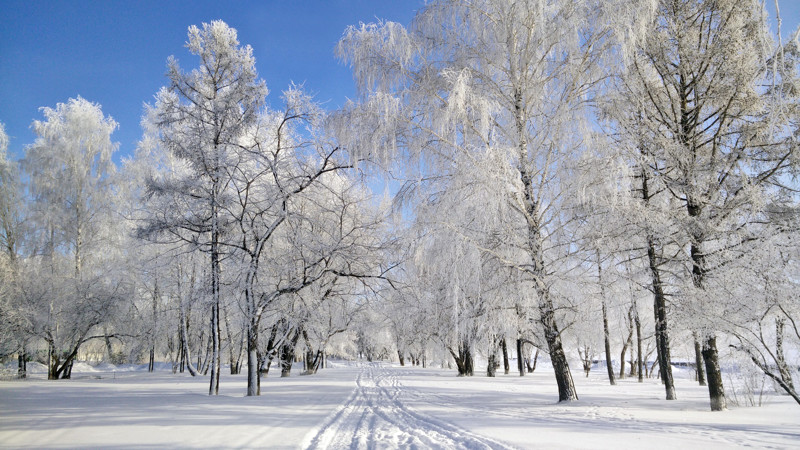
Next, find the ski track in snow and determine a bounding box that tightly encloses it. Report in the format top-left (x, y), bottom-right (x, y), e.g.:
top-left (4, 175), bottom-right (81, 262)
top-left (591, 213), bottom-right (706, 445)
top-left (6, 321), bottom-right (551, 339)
top-left (303, 362), bottom-right (515, 450)
top-left (398, 375), bottom-right (792, 449)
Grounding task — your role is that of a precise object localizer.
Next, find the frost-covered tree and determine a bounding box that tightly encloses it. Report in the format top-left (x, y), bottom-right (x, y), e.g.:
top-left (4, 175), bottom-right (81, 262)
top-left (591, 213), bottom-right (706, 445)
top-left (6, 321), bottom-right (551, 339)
top-left (605, 0), bottom-right (799, 410)
top-left (724, 213), bottom-right (800, 404)
top-left (336, 0), bottom-right (627, 401)
top-left (139, 21), bottom-right (268, 395)
top-left (0, 123), bottom-right (21, 266)
top-left (21, 97), bottom-right (124, 379)
top-left (0, 122), bottom-right (28, 376)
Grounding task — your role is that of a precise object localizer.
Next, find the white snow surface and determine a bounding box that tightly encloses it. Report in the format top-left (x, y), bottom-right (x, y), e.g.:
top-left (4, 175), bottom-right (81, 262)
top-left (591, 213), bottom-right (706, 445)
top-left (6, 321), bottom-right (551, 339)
top-left (1, 360), bottom-right (798, 449)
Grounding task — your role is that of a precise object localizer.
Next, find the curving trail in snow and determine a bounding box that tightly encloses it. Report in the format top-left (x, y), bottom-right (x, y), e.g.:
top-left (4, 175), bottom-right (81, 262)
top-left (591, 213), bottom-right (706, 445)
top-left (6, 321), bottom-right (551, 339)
top-left (303, 362), bottom-right (515, 450)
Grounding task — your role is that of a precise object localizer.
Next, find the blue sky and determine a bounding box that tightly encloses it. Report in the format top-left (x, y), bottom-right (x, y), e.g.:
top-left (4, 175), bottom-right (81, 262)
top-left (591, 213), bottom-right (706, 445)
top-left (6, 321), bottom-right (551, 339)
top-left (0, 0), bottom-right (422, 162)
top-left (1, 0), bottom-right (798, 163)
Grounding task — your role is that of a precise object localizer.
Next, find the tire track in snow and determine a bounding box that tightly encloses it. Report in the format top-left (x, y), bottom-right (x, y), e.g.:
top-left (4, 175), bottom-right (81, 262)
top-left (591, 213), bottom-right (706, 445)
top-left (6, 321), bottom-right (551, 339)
top-left (303, 362), bottom-right (515, 449)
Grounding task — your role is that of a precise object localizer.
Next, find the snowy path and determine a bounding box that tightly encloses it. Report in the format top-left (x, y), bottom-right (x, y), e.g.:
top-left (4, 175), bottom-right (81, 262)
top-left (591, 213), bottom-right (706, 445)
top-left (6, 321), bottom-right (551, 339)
top-left (303, 362), bottom-right (515, 449)
top-left (3, 361), bottom-right (799, 449)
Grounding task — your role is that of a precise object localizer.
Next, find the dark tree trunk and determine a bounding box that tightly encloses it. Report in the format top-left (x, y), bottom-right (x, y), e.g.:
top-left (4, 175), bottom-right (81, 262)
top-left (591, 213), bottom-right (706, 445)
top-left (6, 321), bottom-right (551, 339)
top-left (693, 332), bottom-right (706, 386)
top-left (302, 330), bottom-right (323, 375)
top-left (579, 346), bottom-right (592, 377)
top-left (487, 336), bottom-right (499, 377)
top-left (17, 348), bottom-right (27, 379)
top-left (487, 353), bottom-right (498, 377)
top-left (515, 101), bottom-right (576, 401)
top-left (629, 338), bottom-right (636, 377)
top-left (602, 301), bottom-right (615, 383)
top-left (179, 338), bottom-right (184, 373)
top-left (449, 339), bottom-right (474, 376)
top-left (281, 328), bottom-right (301, 378)
top-left (634, 305), bottom-right (643, 383)
top-left (305, 350), bottom-right (323, 375)
top-left (104, 329), bottom-right (114, 363)
top-left (516, 338), bottom-right (525, 376)
top-left (648, 236), bottom-right (676, 400)
top-left (209, 270), bottom-right (221, 395)
top-left (597, 252), bottom-right (616, 385)
top-left (224, 306), bottom-right (241, 376)
top-left (638, 161), bottom-right (675, 398)
top-left (688, 222), bottom-right (724, 411)
top-left (149, 280), bottom-right (158, 373)
top-left (49, 340), bottom-right (80, 380)
top-left (540, 295), bottom-right (578, 401)
top-left (701, 335), bottom-right (726, 411)
top-left (178, 300), bottom-right (197, 376)
top-left (262, 322), bottom-right (279, 375)
top-left (501, 338), bottom-right (510, 375)
top-left (527, 348), bottom-right (539, 373)
top-left (398, 350), bottom-right (405, 366)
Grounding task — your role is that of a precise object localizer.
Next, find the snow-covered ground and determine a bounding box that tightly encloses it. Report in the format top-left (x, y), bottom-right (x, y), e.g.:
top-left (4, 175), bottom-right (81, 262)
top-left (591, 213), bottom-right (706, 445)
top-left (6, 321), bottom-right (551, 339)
top-left (1, 361), bottom-right (798, 449)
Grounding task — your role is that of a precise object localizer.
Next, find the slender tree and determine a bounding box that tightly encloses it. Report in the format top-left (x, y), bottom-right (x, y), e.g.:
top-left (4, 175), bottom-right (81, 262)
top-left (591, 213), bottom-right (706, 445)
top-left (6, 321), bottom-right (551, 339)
top-left (337, 0), bottom-right (626, 402)
top-left (607, 0), bottom-right (797, 410)
top-left (22, 97), bottom-right (123, 379)
top-left (140, 21), bottom-right (268, 395)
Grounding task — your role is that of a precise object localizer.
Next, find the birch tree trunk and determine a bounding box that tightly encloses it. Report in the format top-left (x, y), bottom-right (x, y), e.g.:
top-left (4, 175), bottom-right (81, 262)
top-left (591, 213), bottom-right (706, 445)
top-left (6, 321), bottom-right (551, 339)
top-left (598, 253), bottom-right (616, 385)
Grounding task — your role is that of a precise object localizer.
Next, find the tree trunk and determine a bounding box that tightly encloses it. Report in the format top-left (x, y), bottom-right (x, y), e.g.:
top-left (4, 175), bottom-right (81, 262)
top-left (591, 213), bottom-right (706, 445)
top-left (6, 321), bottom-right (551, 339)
top-left (693, 332), bottom-right (706, 386)
top-left (527, 348), bottom-right (539, 373)
top-left (701, 335), bottom-right (727, 411)
top-left (104, 328), bottom-right (114, 363)
top-left (179, 338), bottom-right (185, 373)
top-left (602, 312), bottom-right (615, 383)
top-left (262, 322), bottom-right (279, 375)
top-left (579, 346), bottom-right (592, 377)
top-left (449, 339), bottom-right (474, 376)
top-left (689, 227), bottom-right (724, 411)
top-left (178, 298), bottom-right (198, 376)
top-left (634, 305), bottom-right (643, 383)
top-left (775, 318), bottom-right (794, 392)
top-left (209, 277), bottom-right (221, 394)
top-left (223, 307), bottom-right (238, 375)
top-left (501, 338), bottom-right (510, 375)
top-left (619, 341), bottom-right (628, 379)
top-left (516, 83), bottom-right (576, 401)
top-left (281, 327), bottom-right (301, 378)
top-left (648, 236), bottom-right (676, 400)
top-left (246, 319), bottom-right (260, 396)
top-left (149, 279), bottom-right (158, 373)
top-left (17, 347), bottom-right (26, 379)
top-left (208, 180), bottom-right (221, 395)
top-left (597, 252), bottom-right (616, 385)
top-left (516, 338), bottom-right (525, 376)
top-left (487, 336), bottom-right (499, 377)
top-left (306, 350), bottom-right (323, 375)
top-left (397, 350), bottom-right (405, 366)
top-left (629, 339), bottom-right (636, 378)
top-left (48, 334), bottom-right (84, 380)
top-left (540, 295), bottom-right (578, 401)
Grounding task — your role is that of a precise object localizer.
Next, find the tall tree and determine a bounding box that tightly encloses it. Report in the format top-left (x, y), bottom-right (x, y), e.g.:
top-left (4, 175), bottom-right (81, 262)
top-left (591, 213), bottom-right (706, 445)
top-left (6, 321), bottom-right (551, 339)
top-left (22, 97), bottom-right (123, 379)
top-left (606, 0), bottom-right (798, 410)
top-left (337, 0), bottom-right (623, 402)
top-left (140, 21), bottom-right (268, 395)
top-left (0, 122), bottom-right (28, 375)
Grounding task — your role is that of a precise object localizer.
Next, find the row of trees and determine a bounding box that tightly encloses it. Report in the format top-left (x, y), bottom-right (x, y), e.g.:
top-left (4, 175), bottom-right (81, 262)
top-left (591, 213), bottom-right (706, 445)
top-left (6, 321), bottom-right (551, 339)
top-left (0, 22), bottom-right (391, 398)
top-left (1, 0), bottom-right (799, 411)
top-left (334, 0), bottom-right (800, 411)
